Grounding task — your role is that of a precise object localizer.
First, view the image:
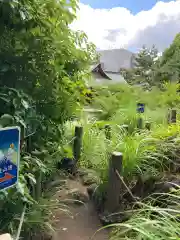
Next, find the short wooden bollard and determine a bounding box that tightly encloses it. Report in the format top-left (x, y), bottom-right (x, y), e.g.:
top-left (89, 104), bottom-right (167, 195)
top-left (145, 121), bottom-right (151, 131)
top-left (105, 124), bottom-right (111, 140)
top-left (35, 171), bottom-right (42, 201)
top-left (32, 150), bottom-right (47, 201)
top-left (105, 152), bottom-right (123, 213)
top-left (137, 117), bottom-right (143, 129)
top-left (26, 133), bottom-right (41, 200)
top-left (73, 126), bottom-right (83, 173)
top-left (26, 133), bottom-right (32, 153)
top-left (169, 109), bottom-right (177, 123)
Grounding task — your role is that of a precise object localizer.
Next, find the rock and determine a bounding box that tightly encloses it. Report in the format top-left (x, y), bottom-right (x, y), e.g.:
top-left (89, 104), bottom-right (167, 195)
top-left (99, 209), bottom-right (132, 226)
top-left (99, 213), bottom-right (113, 225)
top-left (155, 180), bottom-right (180, 193)
top-left (77, 168), bottom-right (89, 177)
top-left (81, 173), bottom-right (99, 186)
top-left (67, 188), bottom-right (89, 204)
top-left (57, 158), bottom-right (75, 174)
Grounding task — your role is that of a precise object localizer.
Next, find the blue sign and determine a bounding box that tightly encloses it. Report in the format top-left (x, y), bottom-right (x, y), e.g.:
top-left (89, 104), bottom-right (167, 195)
top-left (0, 127), bottom-right (20, 190)
top-left (137, 103), bottom-right (145, 113)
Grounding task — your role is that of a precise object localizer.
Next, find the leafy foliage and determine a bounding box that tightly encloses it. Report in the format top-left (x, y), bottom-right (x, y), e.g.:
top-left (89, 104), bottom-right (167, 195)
top-left (120, 45), bottom-right (159, 87)
top-left (155, 33), bottom-right (180, 84)
top-left (0, 0), bottom-right (96, 123)
top-left (0, 0), bottom-right (97, 238)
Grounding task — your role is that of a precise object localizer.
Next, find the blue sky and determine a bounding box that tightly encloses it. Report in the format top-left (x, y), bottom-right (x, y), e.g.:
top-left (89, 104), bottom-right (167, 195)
top-left (80, 0), bottom-right (171, 14)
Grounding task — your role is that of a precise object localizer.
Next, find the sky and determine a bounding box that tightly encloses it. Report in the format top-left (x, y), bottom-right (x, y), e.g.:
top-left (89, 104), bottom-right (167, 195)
top-left (70, 0), bottom-right (180, 52)
top-left (80, 0), bottom-right (172, 14)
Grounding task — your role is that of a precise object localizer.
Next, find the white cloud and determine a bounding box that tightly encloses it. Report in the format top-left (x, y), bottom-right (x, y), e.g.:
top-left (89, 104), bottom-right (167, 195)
top-left (0, 150), bottom-right (4, 162)
top-left (71, 1), bottom-right (180, 51)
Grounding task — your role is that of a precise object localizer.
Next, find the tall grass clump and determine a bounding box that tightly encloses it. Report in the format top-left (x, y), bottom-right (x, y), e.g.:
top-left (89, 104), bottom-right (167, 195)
top-left (109, 190), bottom-right (180, 240)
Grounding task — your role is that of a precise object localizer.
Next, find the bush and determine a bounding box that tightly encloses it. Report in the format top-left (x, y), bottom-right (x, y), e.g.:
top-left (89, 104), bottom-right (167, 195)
top-left (0, 0), bottom-right (96, 238)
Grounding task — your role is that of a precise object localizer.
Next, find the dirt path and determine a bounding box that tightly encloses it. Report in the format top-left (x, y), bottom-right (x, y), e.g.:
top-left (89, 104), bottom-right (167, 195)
top-left (51, 179), bottom-right (110, 240)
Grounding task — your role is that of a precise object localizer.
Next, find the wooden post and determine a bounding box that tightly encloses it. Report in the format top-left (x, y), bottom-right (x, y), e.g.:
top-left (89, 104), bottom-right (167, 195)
top-left (35, 171), bottom-right (42, 201)
top-left (105, 152), bottom-right (123, 213)
top-left (105, 124), bottom-right (111, 140)
top-left (73, 126), bottom-right (83, 172)
top-left (137, 117), bottom-right (143, 129)
top-left (31, 150), bottom-right (47, 201)
top-left (170, 109), bottom-right (177, 123)
top-left (167, 110), bottom-right (170, 124)
top-left (145, 121), bottom-right (151, 131)
top-left (20, 126), bottom-right (25, 151)
top-left (26, 132), bottom-right (32, 153)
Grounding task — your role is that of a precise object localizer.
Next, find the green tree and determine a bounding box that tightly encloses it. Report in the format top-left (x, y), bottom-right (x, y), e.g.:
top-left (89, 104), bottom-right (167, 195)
top-left (0, 0), bottom-right (96, 124)
top-left (120, 45), bottom-right (159, 87)
top-left (154, 33), bottom-right (180, 84)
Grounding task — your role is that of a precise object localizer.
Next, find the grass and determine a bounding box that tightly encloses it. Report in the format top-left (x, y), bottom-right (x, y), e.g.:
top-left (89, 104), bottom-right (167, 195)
top-left (62, 83), bottom-right (180, 181)
top-left (61, 83), bottom-right (180, 240)
top-left (109, 190), bottom-right (180, 240)
top-left (64, 121), bottom-right (178, 179)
